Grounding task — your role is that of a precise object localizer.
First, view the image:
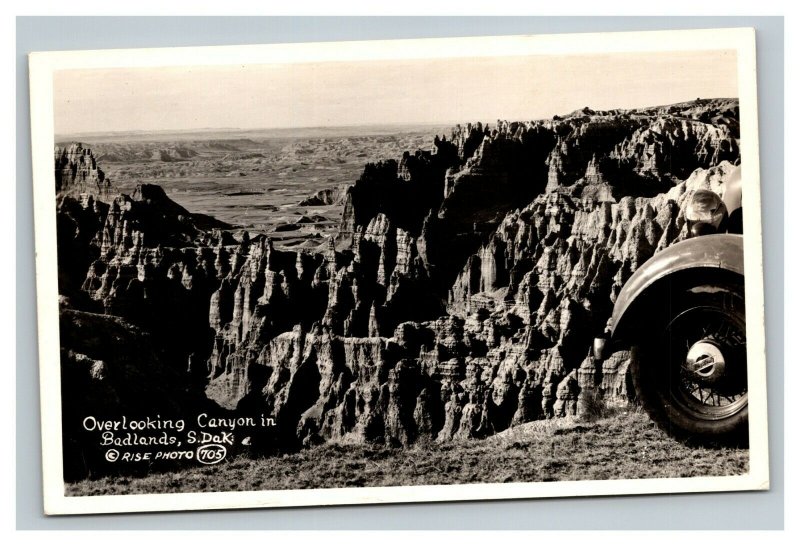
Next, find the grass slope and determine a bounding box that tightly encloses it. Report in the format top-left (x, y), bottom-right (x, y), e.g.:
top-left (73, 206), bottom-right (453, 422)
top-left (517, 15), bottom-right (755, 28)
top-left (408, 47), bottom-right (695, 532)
top-left (66, 408), bottom-right (749, 496)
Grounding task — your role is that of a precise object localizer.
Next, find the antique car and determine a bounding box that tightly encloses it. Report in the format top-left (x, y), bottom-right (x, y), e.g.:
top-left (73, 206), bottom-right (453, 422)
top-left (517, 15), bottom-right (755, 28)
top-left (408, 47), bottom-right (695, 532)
top-left (593, 167), bottom-right (748, 446)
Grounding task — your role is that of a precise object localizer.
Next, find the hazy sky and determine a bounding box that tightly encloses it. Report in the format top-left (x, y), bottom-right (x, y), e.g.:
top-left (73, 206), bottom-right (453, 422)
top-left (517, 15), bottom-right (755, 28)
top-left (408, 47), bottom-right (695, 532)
top-left (54, 50), bottom-right (738, 135)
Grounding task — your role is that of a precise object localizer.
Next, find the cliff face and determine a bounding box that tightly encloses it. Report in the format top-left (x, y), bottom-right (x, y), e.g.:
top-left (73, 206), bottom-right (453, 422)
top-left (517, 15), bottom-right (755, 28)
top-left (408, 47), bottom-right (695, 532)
top-left (57, 181), bottom-right (234, 385)
top-left (199, 99), bottom-right (740, 446)
top-left (57, 99), bottom-right (742, 453)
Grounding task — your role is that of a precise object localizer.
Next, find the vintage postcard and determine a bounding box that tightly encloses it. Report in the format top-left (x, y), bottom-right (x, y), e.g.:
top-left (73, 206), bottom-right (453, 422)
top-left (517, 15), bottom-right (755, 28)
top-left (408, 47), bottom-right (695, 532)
top-left (29, 28), bottom-right (769, 515)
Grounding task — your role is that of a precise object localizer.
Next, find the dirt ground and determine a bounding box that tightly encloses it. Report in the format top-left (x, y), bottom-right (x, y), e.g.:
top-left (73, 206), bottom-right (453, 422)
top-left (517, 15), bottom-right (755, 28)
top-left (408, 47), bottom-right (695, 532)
top-left (66, 407), bottom-right (749, 496)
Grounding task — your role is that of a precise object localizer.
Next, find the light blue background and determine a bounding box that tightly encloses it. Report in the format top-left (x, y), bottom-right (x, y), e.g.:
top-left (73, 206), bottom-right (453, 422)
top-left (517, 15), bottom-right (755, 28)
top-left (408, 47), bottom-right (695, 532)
top-left (16, 16), bottom-right (784, 530)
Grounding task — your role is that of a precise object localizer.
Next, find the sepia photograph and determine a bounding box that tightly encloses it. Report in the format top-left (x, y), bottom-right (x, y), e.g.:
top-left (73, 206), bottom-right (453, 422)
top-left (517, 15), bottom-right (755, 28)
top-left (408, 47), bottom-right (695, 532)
top-left (28, 28), bottom-right (769, 515)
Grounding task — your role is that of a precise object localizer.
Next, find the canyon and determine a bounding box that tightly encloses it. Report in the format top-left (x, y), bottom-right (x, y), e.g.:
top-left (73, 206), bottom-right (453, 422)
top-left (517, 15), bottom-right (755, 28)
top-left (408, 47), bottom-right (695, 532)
top-left (55, 99), bottom-right (742, 475)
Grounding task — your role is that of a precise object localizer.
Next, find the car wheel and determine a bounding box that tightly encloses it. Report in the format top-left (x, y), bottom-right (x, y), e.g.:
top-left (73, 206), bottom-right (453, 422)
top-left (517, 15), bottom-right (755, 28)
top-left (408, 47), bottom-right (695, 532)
top-left (630, 282), bottom-right (748, 446)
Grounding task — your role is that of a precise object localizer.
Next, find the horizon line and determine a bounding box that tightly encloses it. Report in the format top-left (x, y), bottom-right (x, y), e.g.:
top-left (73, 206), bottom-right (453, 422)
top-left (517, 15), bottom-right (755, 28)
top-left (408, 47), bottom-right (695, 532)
top-left (54, 120), bottom-right (462, 140)
top-left (54, 96), bottom-right (739, 141)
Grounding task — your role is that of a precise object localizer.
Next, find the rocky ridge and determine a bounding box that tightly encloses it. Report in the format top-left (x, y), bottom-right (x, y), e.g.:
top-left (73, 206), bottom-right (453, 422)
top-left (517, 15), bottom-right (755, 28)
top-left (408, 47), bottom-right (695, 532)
top-left (299, 186), bottom-right (348, 206)
top-left (55, 143), bottom-right (113, 199)
top-left (57, 99), bottom-right (742, 454)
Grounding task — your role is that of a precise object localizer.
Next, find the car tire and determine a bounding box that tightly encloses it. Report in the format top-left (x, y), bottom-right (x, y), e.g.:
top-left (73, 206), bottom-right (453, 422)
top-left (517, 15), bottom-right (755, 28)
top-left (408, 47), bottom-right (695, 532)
top-left (630, 281), bottom-right (749, 447)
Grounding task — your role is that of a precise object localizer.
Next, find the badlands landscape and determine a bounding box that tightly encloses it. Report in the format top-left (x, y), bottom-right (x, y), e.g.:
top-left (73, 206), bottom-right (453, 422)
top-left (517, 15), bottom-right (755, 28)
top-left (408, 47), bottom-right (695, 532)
top-left (57, 126), bottom-right (442, 249)
top-left (54, 99), bottom-right (748, 490)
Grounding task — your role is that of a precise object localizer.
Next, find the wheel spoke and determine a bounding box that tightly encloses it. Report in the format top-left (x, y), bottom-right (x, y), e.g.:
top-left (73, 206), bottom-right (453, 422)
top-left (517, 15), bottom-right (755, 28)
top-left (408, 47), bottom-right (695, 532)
top-left (635, 285), bottom-right (748, 441)
top-left (667, 306), bottom-right (748, 416)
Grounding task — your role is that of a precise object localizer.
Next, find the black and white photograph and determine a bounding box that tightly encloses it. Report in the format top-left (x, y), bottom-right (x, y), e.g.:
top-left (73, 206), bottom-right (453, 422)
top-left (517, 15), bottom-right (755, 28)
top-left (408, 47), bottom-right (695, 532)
top-left (28, 29), bottom-right (769, 515)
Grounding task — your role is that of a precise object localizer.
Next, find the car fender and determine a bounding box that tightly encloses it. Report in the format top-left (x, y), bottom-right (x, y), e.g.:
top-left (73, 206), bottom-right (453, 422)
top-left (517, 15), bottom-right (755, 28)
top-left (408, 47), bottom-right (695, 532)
top-left (608, 233), bottom-right (744, 343)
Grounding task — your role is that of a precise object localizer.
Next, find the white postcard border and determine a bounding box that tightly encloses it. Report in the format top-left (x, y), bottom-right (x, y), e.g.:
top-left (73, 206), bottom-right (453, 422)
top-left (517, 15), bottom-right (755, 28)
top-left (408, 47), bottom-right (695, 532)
top-left (29, 28), bottom-right (769, 516)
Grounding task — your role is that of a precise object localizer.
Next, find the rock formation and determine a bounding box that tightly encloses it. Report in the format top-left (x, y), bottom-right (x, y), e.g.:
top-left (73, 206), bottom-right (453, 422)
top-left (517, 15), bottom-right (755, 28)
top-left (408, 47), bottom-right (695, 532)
top-left (55, 143), bottom-right (112, 198)
top-left (56, 99), bottom-right (742, 462)
top-left (299, 186), bottom-right (348, 206)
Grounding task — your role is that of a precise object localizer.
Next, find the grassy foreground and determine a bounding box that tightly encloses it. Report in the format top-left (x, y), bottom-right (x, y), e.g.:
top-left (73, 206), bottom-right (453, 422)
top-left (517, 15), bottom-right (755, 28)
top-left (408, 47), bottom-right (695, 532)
top-left (66, 408), bottom-right (749, 496)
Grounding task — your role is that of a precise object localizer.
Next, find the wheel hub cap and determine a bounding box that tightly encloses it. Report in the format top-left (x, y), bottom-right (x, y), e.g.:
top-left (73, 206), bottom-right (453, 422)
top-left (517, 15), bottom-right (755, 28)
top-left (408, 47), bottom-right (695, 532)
top-left (684, 340), bottom-right (726, 383)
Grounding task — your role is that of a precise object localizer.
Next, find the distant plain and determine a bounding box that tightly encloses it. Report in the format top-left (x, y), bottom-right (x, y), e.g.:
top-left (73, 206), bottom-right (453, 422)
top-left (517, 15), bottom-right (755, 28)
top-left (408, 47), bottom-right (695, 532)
top-left (58, 124), bottom-right (449, 249)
